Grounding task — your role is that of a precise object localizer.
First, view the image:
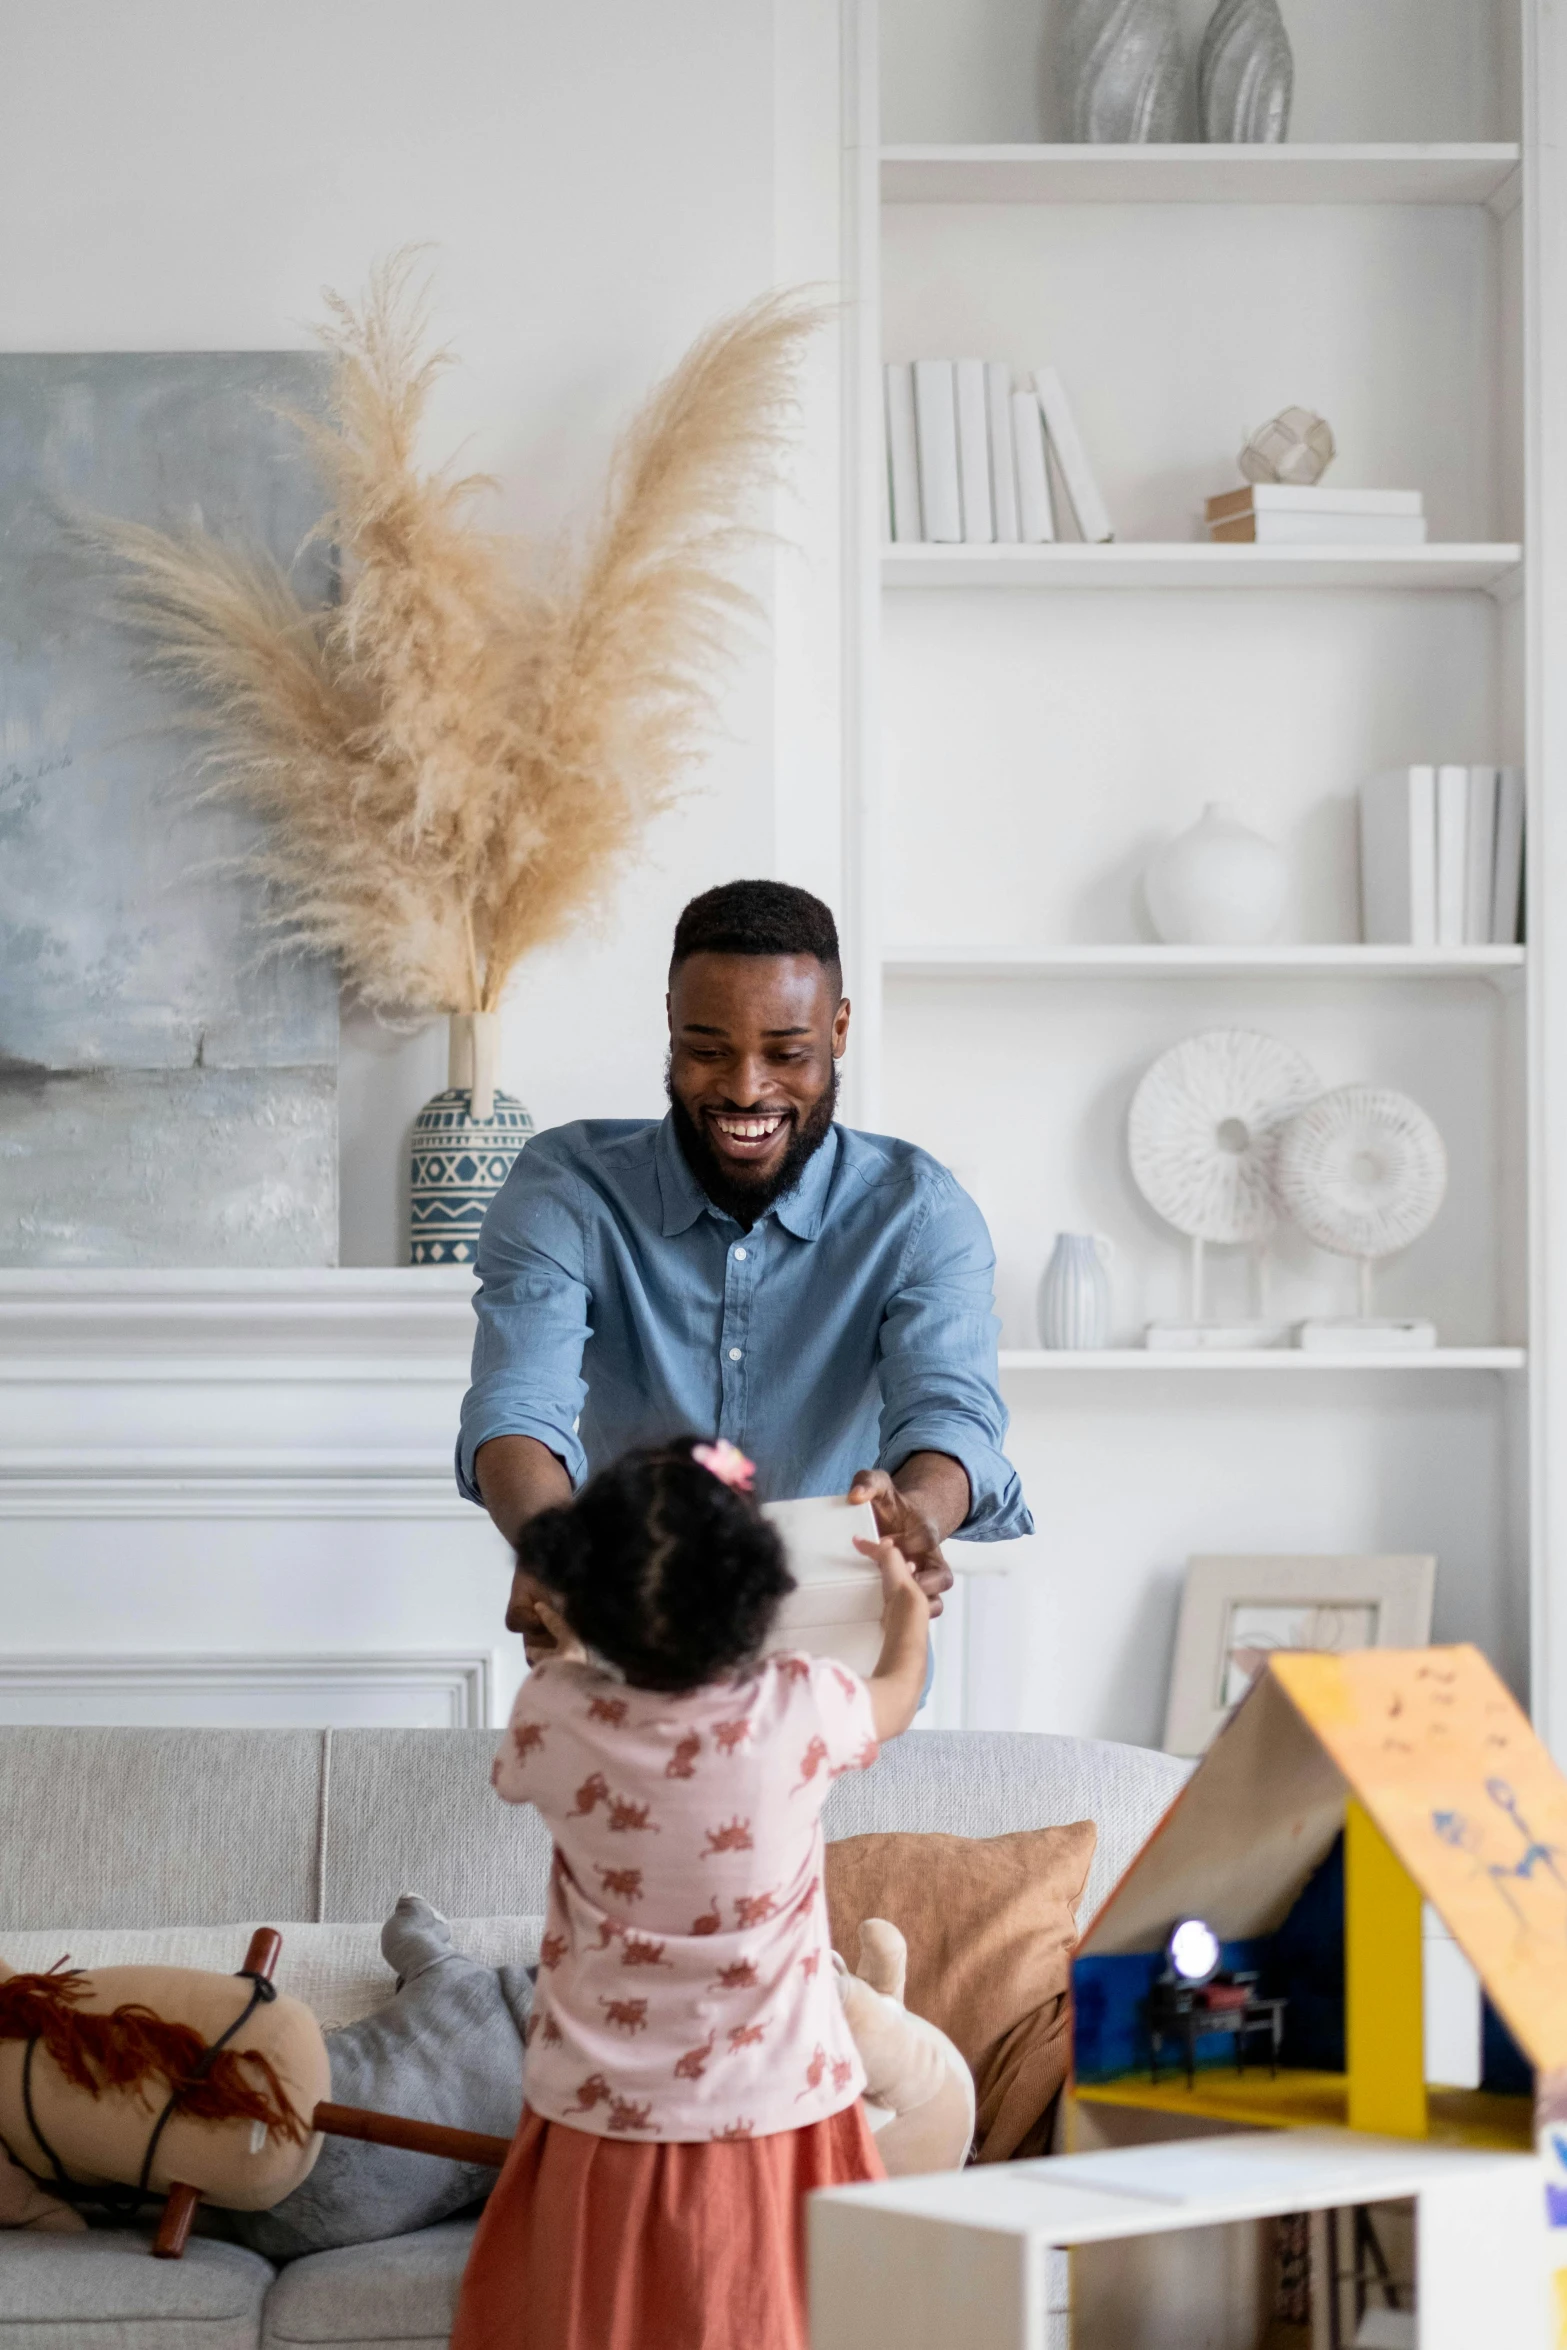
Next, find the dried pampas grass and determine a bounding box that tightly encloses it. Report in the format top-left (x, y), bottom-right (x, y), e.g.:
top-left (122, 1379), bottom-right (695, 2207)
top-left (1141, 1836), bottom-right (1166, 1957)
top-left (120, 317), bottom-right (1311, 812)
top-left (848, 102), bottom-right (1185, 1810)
top-left (90, 254), bottom-right (822, 1017)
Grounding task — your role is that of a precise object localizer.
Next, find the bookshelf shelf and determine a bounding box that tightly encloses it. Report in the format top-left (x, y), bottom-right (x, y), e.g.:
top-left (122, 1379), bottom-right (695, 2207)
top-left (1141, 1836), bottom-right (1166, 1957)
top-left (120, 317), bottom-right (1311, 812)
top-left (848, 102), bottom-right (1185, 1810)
top-left (997, 1348), bottom-right (1527, 1373)
top-left (881, 542), bottom-right (1523, 594)
top-left (881, 143), bottom-right (1523, 212)
top-left (883, 944), bottom-right (1526, 987)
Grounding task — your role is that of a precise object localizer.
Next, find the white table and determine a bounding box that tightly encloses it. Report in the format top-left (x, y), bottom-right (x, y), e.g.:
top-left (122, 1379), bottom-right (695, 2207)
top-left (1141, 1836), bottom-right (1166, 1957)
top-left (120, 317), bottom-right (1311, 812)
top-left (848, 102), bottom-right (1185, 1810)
top-left (809, 2131), bottom-right (1547, 2350)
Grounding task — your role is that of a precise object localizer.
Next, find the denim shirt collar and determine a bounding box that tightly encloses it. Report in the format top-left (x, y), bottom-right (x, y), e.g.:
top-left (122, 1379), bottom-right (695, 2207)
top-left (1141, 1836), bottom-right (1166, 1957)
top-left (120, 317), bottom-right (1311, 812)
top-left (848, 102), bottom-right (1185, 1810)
top-left (653, 1112), bottom-right (839, 1243)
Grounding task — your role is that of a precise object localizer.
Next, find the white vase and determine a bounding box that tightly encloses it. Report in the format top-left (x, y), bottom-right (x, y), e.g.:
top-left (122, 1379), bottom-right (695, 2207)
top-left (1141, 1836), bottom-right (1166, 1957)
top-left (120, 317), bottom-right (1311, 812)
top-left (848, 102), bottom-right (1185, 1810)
top-left (1144, 802), bottom-right (1288, 946)
top-left (1039, 1234), bottom-right (1113, 1350)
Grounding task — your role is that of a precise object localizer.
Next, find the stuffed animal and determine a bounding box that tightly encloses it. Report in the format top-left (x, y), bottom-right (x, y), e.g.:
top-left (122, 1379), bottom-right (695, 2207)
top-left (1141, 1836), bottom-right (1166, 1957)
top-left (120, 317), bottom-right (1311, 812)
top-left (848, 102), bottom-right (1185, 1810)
top-left (837, 1917), bottom-right (975, 2173)
top-left (0, 1930), bottom-right (329, 2247)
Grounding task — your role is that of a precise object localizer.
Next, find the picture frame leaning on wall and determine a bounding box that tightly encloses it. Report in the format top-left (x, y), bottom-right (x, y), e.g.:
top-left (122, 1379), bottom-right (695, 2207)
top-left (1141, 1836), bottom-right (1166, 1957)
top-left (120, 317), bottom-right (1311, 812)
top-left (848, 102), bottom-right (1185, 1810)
top-left (1162, 1553), bottom-right (1437, 1757)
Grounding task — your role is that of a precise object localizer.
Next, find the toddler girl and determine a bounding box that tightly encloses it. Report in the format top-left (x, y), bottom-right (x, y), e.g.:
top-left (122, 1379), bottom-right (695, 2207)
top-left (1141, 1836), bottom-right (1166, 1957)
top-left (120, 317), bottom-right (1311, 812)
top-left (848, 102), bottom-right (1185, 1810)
top-left (450, 1435), bottom-right (931, 2350)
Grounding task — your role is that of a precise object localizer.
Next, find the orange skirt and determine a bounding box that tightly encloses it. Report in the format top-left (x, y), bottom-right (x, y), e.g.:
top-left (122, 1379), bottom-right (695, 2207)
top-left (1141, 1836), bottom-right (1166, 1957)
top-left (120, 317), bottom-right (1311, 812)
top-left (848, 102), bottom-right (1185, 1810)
top-left (449, 2102), bottom-right (885, 2350)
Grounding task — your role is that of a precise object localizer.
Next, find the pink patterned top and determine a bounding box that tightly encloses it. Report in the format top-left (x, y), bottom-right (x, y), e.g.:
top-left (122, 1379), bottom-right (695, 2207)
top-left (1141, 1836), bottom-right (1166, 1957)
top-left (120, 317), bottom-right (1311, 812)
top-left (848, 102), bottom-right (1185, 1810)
top-left (492, 1650), bottom-right (879, 2142)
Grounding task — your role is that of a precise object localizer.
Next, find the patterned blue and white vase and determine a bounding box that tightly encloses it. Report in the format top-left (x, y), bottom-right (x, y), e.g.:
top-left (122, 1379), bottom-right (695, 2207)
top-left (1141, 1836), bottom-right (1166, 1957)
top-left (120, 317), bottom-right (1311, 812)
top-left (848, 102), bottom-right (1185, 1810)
top-left (406, 1013), bottom-right (533, 1267)
top-left (1038, 1233), bottom-right (1114, 1350)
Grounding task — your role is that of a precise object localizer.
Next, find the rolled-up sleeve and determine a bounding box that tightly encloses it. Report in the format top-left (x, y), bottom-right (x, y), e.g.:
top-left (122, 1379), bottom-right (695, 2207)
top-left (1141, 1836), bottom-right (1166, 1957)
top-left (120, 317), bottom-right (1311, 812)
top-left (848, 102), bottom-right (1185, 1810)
top-left (456, 1144), bottom-right (592, 1504)
top-left (875, 1174), bottom-right (1033, 1541)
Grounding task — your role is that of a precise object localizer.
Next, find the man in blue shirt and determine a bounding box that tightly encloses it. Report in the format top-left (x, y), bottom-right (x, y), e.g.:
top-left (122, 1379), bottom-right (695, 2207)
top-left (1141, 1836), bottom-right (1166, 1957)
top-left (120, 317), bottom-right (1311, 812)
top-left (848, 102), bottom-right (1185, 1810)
top-left (459, 879), bottom-right (1031, 1649)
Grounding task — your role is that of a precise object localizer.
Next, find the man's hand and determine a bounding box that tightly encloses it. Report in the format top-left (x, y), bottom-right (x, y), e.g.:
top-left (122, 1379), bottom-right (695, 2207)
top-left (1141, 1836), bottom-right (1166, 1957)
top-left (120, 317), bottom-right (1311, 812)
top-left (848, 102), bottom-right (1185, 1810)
top-left (505, 1566), bottom-right (563, 1665)
top-left (477, 1436), bottom-right (576, 1657)
top-left (847, 1457), bottom-right (967, 1617)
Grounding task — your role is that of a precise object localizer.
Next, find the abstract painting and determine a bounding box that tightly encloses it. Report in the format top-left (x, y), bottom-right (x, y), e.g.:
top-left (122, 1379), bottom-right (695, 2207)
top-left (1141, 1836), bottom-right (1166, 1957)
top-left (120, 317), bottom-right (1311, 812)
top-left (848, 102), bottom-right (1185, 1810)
top-left (0, 353), bottom-right (338, 1264)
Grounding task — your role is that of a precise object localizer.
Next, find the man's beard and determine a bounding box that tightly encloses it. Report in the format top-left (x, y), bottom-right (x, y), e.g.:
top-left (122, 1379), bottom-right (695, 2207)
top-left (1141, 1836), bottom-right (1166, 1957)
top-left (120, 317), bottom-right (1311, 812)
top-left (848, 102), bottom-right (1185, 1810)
top-left (666, 1062), bottom-right (839, 1229)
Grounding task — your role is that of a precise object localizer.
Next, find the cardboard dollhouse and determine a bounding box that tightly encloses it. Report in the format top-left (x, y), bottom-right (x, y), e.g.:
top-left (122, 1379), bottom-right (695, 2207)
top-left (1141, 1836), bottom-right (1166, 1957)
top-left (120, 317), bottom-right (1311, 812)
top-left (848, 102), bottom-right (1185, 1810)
top-left (1070, 1645), bottom-right (1567, 2157)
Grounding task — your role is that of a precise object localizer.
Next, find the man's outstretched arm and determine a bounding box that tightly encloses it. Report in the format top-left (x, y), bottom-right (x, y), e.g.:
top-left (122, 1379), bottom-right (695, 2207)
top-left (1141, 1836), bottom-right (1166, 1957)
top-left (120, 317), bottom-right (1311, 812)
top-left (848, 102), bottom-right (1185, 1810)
top-left (475, 1435), bottom-right (576, 1646)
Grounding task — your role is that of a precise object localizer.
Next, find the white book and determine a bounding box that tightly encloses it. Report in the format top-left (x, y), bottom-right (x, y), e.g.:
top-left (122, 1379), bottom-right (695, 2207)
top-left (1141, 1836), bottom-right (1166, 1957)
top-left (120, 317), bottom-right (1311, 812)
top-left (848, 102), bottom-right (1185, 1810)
top-left (1436, 764), bottom-right (1469, 947)
top-left (954, 358), bottom-right (993, 544)
top-left (1033, 365), bottom-right (1113, 543)
top-left (883, 362), bottom-right (922, 545)
top-left (1360, 767), bottom-right (1437, 946)
top-left (1213, 512), bottom-right (1429, 547)
top-left (1212, 484), bottom-right (1425, 517)
top-left (986, 360), bottom-right (1020, 543)
top-left (912, 360), bottom-right (961, 544)
top-left (1492, 766), bottom-right (1526, 944)
top-left (1464, 766), bottom-right (1500, 945)
top-left (1011, 390), bottom-right (1055, 543)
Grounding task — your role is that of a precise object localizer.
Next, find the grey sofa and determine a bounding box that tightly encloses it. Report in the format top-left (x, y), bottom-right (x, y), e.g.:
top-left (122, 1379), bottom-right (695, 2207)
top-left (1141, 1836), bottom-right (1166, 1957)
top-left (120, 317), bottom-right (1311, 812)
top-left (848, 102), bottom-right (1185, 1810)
top-left (0, 1724), bottom-right (1188, 2348)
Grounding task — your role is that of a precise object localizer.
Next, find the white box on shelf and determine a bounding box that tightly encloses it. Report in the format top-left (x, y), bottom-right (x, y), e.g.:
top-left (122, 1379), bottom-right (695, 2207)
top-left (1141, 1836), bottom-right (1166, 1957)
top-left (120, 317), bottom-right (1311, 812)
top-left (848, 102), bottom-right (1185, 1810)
top-left (1210, 511), bottom-right (1429, 544)
top-left (1296, 1319), bottom-right (1439, 1351)
top-left (761, 1495), bottom-right (882, 1676)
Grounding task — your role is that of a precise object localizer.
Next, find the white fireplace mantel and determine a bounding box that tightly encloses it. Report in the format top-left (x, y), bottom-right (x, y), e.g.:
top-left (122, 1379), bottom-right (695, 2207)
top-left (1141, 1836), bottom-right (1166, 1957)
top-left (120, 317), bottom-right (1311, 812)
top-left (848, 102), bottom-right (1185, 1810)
top-left (0, 1267), bottom-right (480, 1365)
top-left (0, 1268), bottom-right (519, 1726)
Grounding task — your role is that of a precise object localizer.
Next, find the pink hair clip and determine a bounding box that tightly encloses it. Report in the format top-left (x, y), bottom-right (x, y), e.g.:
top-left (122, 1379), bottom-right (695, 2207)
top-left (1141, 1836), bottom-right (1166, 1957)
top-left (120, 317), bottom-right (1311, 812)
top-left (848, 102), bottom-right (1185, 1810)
top-left (691, 1439), bottom-right (756, 1494)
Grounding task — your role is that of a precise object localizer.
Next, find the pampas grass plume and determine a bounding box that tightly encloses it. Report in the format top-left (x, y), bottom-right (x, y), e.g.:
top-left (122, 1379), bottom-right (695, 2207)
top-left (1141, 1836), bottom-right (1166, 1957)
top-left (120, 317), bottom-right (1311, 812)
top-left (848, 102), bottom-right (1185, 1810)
top-left (90, 255), bottom-right (822, 1018)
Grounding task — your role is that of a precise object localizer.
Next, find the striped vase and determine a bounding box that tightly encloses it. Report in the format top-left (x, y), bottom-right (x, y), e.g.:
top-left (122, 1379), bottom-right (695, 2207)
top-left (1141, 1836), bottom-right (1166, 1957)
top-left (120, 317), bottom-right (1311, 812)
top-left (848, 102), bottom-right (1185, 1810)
top-left (1038, 1233), bottom-right (1113, 1350)
top-left (406, 1012), bottom-right (534, 1267)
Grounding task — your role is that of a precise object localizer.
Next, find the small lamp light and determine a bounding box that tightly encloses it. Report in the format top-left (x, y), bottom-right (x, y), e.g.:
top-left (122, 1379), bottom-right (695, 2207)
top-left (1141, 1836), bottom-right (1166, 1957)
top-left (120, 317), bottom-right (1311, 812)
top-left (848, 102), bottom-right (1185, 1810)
top-left (1166, 1916), bottom-right (1221, 1986)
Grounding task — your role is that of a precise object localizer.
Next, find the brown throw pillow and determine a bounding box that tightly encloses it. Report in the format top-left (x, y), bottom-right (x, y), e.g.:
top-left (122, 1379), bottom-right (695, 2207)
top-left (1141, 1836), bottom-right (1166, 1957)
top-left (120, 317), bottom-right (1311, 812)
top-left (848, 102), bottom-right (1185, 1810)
top-left (826, 1822), bottom-right (1096, 2163)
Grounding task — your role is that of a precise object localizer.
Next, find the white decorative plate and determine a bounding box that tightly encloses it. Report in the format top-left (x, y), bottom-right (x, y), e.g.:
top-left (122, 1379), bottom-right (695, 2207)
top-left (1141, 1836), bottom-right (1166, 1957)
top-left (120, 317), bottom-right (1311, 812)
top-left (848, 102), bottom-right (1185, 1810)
top-left (1128, 1029), bottom-right (1320, 1245)
top-left (1275, 1085), bottom-right (1447, 1259)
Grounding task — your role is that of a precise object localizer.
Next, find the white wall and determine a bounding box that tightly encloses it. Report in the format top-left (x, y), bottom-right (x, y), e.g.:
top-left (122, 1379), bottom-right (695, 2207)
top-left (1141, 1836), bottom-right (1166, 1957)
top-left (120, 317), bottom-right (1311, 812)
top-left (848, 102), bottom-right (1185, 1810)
top-left (1, 0), bottom-right (843, 1264)
top-left (0, 4), bottom-right (850, 1733)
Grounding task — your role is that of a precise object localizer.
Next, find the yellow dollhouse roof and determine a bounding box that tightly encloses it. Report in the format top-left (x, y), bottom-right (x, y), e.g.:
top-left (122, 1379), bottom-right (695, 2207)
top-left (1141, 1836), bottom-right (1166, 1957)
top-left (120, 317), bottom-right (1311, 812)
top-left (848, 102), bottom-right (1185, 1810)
top-left (1079, 1644), bottom-right (1567, 2072)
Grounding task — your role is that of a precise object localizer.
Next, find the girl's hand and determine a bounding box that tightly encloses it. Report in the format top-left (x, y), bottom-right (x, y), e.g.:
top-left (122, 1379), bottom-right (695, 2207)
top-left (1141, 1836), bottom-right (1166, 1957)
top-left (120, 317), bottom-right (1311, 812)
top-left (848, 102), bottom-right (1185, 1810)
top-left (533, 1597), bottom-right (588, 1665)
top-left (855, 1534), bottom-right (926, 1611)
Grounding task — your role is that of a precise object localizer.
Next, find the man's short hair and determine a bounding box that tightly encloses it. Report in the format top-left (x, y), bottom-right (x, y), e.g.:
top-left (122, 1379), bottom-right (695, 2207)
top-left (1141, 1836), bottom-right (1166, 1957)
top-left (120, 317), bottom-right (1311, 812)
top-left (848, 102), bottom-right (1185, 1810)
top-left (670, 879), bottom-right (842, 987)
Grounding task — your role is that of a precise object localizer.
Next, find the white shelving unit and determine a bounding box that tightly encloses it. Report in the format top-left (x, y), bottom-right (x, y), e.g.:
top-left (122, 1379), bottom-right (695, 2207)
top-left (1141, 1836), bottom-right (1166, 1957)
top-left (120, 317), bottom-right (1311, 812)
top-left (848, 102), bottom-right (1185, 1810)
top-left (882, 142), bottom-right (1524, 210)
top-left (883, 542), bottom-right (1523, 593)
top-left (842, 0), bottom-right (1567, 1750)
top-left (884, 944), bottom-right (1526, 985)
top-left (998, 1348), bottom-right (1527, 1374)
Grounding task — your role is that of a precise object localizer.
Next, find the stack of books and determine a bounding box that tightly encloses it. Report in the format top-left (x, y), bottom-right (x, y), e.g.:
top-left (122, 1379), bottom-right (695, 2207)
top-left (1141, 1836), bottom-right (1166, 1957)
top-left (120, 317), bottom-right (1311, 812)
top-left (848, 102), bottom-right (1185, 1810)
top-left (1205, 485), bottom-right (1427, 545)
top-left (1360, 765), bottom-right (1525, 946)
top-left (883, 361), bottom-right (1114, 546)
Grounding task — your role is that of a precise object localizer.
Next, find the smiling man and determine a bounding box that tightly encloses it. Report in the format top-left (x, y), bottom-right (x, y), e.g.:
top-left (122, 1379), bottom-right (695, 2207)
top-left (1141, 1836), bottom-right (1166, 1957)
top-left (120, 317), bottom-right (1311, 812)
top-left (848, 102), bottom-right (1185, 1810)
top-left (458, 879), bottom-right (1031, 1648)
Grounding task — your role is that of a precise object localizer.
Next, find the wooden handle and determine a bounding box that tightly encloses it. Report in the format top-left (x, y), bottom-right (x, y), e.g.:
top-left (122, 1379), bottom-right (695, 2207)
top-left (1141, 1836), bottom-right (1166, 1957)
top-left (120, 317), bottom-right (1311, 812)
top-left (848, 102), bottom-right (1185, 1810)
top-left (313, 2100), bottom-right (511, 2169)
top-left (152, 2182), bottom-right (200, 2260)
top-left (240, 1928), bottom-right (282, 1982)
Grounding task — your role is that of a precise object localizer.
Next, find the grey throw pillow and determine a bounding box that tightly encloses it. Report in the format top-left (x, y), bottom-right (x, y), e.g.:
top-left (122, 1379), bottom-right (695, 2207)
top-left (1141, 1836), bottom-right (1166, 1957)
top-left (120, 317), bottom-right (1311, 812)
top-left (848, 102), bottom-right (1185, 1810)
top-left (221, 1894), bottom-right (534, 2261)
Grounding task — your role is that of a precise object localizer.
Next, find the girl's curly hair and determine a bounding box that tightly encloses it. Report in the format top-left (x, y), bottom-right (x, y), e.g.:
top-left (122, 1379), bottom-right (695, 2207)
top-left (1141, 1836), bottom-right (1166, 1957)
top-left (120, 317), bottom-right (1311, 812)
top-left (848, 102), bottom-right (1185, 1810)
top-left (517, 1437), bottom-right (794, 1693)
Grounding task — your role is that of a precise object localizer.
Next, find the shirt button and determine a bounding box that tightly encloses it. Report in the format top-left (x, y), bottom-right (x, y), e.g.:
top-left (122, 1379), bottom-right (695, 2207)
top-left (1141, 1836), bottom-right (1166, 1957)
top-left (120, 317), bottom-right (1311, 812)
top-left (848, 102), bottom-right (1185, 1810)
top-left (728, 1346), bottom-right (743, 1362)
top-left (733, 1246), bottom-right (747, 1262)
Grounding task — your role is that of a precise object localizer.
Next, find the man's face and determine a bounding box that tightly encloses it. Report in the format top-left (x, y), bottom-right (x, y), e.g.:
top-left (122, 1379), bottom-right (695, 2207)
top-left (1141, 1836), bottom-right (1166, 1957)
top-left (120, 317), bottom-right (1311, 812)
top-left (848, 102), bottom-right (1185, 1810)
top-left (666, 953), bottom-right (850, 1223)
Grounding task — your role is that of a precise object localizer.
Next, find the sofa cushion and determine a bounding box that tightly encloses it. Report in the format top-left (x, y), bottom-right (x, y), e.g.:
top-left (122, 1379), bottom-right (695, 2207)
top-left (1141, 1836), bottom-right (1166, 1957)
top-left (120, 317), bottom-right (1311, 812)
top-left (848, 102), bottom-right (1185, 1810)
top-left (0, 1918), bottom-right (543, 2033)
top-left (260, 2218), bottom-right (477, 2348)
top-left (0, 1730), bottom-right (325, 1931)
top-left (826, 1822), bottom-right (1097, 2163)
top-left (0, 2227), bottom-right (273, 2348)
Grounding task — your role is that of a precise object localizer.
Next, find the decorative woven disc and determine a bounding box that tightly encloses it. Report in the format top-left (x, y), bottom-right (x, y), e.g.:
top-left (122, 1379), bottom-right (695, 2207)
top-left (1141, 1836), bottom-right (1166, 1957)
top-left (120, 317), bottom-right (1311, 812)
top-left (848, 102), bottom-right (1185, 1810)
top-left (1128, 1029), bottom-right (1320, 1245)
top-left (1274, 1085), bottom-right (1447, 1260)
